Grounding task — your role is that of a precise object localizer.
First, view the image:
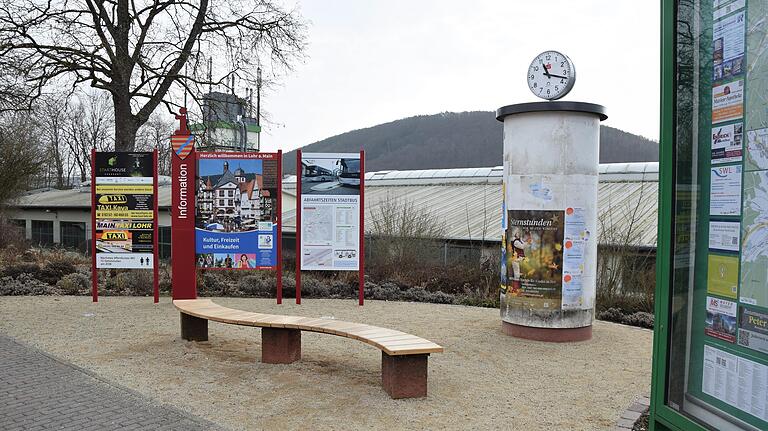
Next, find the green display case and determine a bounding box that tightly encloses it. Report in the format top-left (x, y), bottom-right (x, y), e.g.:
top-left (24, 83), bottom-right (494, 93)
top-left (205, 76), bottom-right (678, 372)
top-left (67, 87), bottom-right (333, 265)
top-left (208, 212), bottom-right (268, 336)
top-left (653, 1), bottom-right (768, 430)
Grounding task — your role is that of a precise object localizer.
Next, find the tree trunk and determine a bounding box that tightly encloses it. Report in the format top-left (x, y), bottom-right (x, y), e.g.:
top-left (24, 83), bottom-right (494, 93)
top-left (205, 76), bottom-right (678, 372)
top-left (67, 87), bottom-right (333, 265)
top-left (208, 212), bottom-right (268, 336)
top-left (113, 94), bottom-right (138, 151)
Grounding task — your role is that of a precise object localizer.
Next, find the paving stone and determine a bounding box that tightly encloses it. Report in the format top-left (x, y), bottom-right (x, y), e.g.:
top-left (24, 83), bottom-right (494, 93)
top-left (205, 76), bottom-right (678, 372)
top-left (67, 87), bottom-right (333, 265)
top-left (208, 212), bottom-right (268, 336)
top-left (621, 409), bottom-right (643, 421)
top-left (0, 333), bottom-right (224, 431)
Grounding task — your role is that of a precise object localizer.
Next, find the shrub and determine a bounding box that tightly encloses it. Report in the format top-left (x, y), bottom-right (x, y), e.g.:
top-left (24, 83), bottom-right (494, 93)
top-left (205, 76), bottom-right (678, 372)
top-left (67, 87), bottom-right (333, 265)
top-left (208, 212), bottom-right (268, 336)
top-left (104, 271), bottom-right (153, 296)
top-left (198, 272), bottom-right (229, 296)
top-left (622, 311), bottom-right (654, 329)
top-left (367, 282), bottom-right (402, 301)
top-left (595, 307), bottom-right (654, 329)
top-left (237, 275), bottom-right (274, 297)
top-left (56, 273), bottom-right (90, 295)
top-left (300, 277), bottom-right (330, 297)
top-left (2, 262), bottom-right (41, 279)
top-left (0, 273), bottom-right (54, 295)
top-left (0, 218), bottom-right (26, 249)
top-left (38, 260), bottom-right (78, 285)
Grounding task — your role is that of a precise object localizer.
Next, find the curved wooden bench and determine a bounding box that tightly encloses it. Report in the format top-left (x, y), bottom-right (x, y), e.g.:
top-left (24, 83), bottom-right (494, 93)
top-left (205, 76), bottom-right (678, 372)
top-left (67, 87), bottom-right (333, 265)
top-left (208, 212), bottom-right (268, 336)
top-left (173, 299), bottom-right (443, 398)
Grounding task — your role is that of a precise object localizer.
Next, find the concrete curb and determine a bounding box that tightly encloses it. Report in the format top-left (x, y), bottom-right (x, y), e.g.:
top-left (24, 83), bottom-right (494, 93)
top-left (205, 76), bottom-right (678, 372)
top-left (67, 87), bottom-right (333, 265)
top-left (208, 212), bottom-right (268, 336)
top-left (615, 393), bottom-right (650, 430)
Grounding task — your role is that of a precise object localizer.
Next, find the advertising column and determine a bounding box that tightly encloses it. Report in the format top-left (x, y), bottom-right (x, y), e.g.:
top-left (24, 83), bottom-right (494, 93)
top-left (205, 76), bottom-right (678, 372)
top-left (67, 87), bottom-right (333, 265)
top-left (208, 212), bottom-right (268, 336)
top-left (496, 102), bottom-right (606, 342)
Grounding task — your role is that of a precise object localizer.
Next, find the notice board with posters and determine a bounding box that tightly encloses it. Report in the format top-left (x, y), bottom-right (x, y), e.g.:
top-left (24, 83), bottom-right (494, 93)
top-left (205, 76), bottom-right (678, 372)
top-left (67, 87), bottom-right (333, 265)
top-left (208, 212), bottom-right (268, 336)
top-left (194, 152), bottom-right (280, 270)
top-left (299, 153), bottom-right (361, 271)
top-left (654, 2), bottom-right (768, 430)
top-left (94, 152), bottom-right (155, 269)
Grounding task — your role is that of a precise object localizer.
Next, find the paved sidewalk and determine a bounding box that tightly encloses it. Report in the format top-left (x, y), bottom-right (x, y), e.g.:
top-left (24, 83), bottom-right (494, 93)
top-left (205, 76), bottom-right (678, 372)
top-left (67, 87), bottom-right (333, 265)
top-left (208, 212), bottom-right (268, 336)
top-left (0, 333), bottom-right (222, 431)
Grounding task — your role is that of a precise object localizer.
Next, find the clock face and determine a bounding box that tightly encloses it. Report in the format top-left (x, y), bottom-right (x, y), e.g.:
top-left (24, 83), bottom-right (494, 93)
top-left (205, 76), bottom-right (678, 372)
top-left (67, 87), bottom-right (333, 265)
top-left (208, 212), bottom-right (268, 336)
top-left (527, 51), bottom-right (576, 100)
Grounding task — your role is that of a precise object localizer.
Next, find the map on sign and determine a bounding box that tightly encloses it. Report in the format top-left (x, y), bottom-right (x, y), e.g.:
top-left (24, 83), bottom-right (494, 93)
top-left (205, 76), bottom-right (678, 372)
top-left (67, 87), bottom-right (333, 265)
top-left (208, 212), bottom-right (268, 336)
top-left (746, 2), bottom-right (768, 149)
top-left (746, 128), bottom-right (768, 171)
top-left (740, 170), bottom-right (768, 307)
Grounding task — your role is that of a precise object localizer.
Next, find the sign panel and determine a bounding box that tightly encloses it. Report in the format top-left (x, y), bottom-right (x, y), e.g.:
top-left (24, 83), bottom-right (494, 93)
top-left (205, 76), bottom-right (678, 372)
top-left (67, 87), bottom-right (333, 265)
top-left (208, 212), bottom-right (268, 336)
top-left (195, 152), bottom-right (279, 269)
top-left (657, 2), bottom-right (768, 429)
top-left (94, 152), bottom-right (155, 269)
top-left (300, 153), bottom-right (361, 271)
top-left (562, 206), bottom-right (589, 309)
top-left (711, 123), bottom-right (743, 164)
top-left (503, 209), bottom-right (564, 310)
top-left (705, 296), bottom-right (738, 342)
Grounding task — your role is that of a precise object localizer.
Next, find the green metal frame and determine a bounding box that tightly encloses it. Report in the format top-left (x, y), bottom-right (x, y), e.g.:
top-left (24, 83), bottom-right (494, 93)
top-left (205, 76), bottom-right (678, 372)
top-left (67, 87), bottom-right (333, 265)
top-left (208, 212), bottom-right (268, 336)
top-left (650, 1), bottom-right (708, 429)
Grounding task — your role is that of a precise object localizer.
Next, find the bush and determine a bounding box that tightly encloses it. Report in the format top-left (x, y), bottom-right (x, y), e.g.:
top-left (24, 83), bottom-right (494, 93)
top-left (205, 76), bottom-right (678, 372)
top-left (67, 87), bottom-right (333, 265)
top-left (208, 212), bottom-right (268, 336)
top-left (198, 272), bottom-right (229, 296)
top-left (56, 273), bottom-right (90, 295)
top-left (622, 311), bottom-right (654, 329)
top-left (237, 275), bottom-right (274, 297)
top-left (0, 218), bottom-right (26, 249)
top-left (367, 282), bottom-right (402, 301)
top-left (0, 273), bottom-right (55, 295)
top-left (299, 277), bottom-right (331, 297)
top-left (104, 271), bottom-right (153, 296)
top-left (2, 262), bottom-right (41, 279)
top-left (596, 307), bottom-right (654, 329)
top-left (38, 260), bottom-right (78, 285)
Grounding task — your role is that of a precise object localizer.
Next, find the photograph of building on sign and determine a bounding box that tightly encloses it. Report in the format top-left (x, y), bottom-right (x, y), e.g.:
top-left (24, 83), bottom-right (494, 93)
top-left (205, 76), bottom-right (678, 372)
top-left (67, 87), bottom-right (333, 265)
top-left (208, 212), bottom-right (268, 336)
top-left (301, 153), bottom-right (361, 195)
top-left (195, 154), bottom-right (279, 269)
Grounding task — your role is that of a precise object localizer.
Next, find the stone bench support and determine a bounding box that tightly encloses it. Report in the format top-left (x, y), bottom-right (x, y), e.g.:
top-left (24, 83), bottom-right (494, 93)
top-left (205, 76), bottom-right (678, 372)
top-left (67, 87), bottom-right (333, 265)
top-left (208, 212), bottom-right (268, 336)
top-left (381, 352), bottom-right (429, 399)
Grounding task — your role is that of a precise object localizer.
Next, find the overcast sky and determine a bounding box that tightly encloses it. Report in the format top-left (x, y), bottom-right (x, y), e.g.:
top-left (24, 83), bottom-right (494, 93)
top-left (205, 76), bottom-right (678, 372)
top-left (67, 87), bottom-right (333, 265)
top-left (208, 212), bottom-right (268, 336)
top-left (258, 1), bottom-right (660, 153)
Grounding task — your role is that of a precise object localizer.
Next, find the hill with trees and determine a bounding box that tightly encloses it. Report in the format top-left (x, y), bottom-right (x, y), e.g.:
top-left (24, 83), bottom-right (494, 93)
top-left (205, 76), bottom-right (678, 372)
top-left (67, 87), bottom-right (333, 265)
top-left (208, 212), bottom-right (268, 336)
top-left (282, 111), bottom-right (657, 174)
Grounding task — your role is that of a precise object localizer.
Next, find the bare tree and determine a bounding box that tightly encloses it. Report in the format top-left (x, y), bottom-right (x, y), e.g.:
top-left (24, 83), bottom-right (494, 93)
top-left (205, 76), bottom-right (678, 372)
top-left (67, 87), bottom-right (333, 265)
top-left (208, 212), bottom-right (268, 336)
top-left (136, 113), bottom-right (174, 175)
top-left (0, 113), bottom-right (43, 207)
top-left (0, 0), bottom-right (306, 150)
top-left (369, 196), bottom-right (445, 274)
top-left (596, 178), bottom-right (656, 313)
top-left (64, 93), bottom-right (115, 182)
top-left (37, 95), bottom-right (70, 188)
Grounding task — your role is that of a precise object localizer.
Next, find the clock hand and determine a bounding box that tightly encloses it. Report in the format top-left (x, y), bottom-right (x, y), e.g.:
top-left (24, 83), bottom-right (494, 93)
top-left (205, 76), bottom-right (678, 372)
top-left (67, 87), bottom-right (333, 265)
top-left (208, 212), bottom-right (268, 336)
top-left (542, 64), bottom-right (551, 78)
top-left (548, 73), bottom-right (568, 79)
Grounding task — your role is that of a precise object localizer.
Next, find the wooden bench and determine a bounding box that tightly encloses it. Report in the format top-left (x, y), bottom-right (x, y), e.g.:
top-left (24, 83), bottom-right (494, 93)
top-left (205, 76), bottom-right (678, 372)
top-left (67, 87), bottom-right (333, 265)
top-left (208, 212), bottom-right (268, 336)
top-left (173, 299), bottom-right (443, 399)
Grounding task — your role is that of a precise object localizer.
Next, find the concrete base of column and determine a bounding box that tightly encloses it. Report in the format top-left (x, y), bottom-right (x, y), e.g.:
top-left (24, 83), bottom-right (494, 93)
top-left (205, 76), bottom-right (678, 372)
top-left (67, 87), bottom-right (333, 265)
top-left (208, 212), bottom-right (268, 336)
top-left (381, 352), bottom-right (429, 399)
top-left (261, 328), bottom-right (301, 364)
top-left (502, 321), bottom-right (592, 342)
top-left (180, 313), bottom-right (208, 341)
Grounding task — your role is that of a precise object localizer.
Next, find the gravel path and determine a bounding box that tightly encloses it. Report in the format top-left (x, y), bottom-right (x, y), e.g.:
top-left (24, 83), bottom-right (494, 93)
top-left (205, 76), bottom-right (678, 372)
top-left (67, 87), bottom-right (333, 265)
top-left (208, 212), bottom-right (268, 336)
top-left (0, 297), bottom-right (652, 430)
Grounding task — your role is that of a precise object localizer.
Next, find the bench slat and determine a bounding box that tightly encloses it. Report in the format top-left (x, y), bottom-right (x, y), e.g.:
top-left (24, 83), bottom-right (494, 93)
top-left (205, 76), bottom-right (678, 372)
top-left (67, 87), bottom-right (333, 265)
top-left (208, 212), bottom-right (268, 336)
top-left (173, 299), bottom-right (444, 355)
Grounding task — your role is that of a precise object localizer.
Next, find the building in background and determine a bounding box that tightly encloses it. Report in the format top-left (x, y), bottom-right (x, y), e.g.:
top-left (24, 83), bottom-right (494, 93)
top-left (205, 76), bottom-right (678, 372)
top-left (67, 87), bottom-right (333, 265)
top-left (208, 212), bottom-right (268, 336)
top-left (7, 163), bottom-right (656, 274)
top-left (190, 91), bottom-right (261, 152)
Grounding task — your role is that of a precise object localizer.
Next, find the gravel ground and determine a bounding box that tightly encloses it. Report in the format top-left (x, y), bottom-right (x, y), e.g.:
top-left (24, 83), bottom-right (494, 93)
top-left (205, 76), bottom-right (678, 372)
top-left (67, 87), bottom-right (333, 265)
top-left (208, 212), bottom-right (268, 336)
top-left (0, 297), bottom-right (652, 430)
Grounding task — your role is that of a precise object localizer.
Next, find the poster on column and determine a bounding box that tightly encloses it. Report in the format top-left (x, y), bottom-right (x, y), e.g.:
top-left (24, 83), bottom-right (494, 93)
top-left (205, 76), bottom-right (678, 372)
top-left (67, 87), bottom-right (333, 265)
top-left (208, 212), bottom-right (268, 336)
top-left (300, 153), bottom-right (361, 271)
top-left (194, 152), bottom-right (279, 270)
top-left (94, 152), bottom-right (155, 269)
top-left (503, 209), bottom-right (564, 310)
top-left (562, 207), bottom-right (589, 310)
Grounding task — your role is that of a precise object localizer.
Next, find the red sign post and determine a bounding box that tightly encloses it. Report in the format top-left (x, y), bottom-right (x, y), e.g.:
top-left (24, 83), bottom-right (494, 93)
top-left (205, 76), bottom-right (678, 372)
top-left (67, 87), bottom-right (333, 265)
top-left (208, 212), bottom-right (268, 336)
top-left (170, 109), bottom-right (197, 300)
top-left (295, 149), bottom-right (302, 304)
top-left (359, 150), bottom-right (365, 306)
top-left (91, 149), bottom-right (97, 302)
top-left (152, 149), bottom-right (159, 303)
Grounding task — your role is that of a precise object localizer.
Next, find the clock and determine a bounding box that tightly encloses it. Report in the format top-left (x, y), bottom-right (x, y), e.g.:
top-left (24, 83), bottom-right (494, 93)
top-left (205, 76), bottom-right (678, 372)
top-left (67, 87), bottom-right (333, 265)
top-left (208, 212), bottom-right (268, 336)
top-left (527, 50), bottom-right (576, 100)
